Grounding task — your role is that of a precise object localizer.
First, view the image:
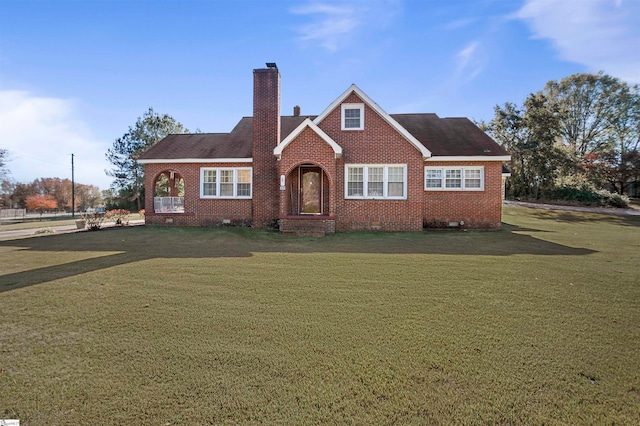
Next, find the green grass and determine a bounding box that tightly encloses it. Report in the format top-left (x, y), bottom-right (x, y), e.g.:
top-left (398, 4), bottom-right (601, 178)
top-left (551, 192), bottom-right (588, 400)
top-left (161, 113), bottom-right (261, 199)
top-left (1, 206), bottom-right (638, 425)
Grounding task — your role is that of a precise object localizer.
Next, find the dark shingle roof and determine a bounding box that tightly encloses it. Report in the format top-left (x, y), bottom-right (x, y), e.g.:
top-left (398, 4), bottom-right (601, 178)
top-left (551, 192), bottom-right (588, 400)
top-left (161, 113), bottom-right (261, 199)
top-left (390, 114), bottom-right (509, 157)
top-left (138, 116), bottom-right (311, 160)
top-left (138, 113), bottom-right (507, 160)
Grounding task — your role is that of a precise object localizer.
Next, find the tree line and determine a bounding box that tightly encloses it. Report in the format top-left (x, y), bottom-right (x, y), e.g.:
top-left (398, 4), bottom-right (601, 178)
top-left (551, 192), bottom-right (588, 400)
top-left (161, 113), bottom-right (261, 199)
top-left (0, 175), bottom-right (101, 213)
top-left (480, 72), bottom-right (639, 205)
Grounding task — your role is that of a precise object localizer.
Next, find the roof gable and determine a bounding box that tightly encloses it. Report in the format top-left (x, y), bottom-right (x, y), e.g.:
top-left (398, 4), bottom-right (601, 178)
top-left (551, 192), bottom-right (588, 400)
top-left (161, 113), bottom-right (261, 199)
top-left (313, 84), bottom-right (431, 158)
top-left (274, 118), bottom-right (343, 159)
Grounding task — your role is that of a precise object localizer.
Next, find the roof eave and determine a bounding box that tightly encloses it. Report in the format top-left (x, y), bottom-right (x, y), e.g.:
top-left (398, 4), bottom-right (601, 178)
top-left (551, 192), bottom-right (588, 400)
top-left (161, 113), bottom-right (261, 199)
top-left (425, 155), bottom-right (511, 162)
top-left (137, 158), bottom-right (253, 164)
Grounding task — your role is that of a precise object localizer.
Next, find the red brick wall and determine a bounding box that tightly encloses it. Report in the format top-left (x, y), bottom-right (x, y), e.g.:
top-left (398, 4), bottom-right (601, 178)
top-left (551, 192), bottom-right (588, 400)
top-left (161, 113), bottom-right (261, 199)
top-left (143, 162), bottom-right (252, 227)
top-left (422, 161), bottom-right (504, 229)
top-left (252, 67), bottom-right (280, 228)
top-left (142, 91), bottom-right (505, 231)
top-left (277, 126), bottom-right (338, 217)
top-left (318, 93), bottom-right (424, 231)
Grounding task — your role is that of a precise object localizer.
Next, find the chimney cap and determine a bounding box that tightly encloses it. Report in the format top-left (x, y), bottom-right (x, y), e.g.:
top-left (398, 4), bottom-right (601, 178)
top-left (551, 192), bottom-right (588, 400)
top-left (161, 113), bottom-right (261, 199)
top-left (266, 62), bottom-right (278, 69)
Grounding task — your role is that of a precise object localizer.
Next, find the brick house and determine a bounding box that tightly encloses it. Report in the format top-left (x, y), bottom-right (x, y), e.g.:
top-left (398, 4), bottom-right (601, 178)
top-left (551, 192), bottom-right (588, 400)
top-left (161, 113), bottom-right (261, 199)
top-left (138, 63), bottom-right (510, 234)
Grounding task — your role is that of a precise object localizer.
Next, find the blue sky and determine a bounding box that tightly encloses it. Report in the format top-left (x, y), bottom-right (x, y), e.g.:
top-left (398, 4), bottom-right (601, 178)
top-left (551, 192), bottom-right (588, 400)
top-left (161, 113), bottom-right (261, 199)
top-left (1, 0), bottom-right (638, 191)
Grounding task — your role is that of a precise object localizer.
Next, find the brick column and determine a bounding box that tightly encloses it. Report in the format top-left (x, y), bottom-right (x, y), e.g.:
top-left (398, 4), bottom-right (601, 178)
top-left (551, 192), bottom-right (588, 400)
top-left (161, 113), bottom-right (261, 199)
top-left (252, 64), bottom-right (280, 228)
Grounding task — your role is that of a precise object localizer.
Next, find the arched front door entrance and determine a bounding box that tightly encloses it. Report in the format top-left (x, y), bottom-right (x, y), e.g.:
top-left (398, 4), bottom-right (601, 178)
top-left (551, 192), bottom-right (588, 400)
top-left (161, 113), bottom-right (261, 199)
top-left (299, 165), bottom-right (323, 214)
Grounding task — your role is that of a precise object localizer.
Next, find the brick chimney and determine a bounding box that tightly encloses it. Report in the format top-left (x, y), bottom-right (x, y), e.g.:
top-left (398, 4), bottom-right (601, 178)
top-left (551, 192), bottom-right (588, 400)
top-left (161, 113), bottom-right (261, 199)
top-left (293, 105), bottom-right (300, 116)
top-left (252, 63), bottom-right (281, 228)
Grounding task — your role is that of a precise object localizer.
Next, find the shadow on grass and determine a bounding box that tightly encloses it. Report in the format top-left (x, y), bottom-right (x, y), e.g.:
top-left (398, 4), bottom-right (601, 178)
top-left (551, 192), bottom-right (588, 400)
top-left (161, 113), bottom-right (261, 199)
top-left (0, 224), bottom-right (596, 293)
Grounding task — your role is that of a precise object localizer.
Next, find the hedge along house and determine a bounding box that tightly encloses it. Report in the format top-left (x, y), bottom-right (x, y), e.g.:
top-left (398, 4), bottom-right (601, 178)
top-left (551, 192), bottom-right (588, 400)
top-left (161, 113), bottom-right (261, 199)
top-left (138, 63), bottom-right (510, 234)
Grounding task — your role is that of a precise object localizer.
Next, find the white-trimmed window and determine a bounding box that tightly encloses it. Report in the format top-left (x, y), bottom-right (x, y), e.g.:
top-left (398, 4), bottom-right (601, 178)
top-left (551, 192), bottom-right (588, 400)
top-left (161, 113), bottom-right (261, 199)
top-left (424, 167), bottom-right (484, 191)
top-left (341, 103), bottom-right (364, 130)
top-left (200, 168), bottom-right (252, 198)
top-left (345, 165), bottom-right (407, 199)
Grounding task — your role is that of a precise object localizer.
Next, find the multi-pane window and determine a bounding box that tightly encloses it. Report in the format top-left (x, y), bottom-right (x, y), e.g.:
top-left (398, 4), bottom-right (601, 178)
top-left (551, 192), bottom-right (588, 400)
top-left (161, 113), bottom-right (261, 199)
top-left (202, 170), bottom-right (217, 196)
top-left (346, 165), bottom-right (407, 199)
top-left (464, 169), bottom-right (482, 189)
top-left (387, 167), bottom-right (404, 197)
top-left (367, 167), bottom-right (383, 196)
top-left (347, 167), bottom-right (364, 197)
top-left (344, 109), bottom-right (361, 128)
top-left (236, 169), bottom-right (251, 196)
top-left (220, 170), bottom-right (234, 196)
top-left (425, 169), bottom-right (443, 189)
top-left (424, 167), bottom-right (484, 191)
top-left (200, 168), bottom-right (252, 198)
top-left (341, 104), bottom-right (364, 130)
top-left (445, 169), bottom-right (462, 189)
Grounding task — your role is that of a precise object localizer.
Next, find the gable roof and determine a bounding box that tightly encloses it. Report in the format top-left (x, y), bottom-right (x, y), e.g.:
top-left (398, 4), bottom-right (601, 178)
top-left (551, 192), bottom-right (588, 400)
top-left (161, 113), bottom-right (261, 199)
top-left (274, 118), bottom-right (342, 159)
top-left (138, 90), bottom-right (509, 163)
top-left (313, 84), bottom-right (432, 158)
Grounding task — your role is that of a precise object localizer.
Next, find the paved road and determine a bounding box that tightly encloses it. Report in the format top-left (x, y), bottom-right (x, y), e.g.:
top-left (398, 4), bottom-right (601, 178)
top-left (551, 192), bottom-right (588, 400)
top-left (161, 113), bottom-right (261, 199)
top-left (0, 220), bottom-right (145, 239)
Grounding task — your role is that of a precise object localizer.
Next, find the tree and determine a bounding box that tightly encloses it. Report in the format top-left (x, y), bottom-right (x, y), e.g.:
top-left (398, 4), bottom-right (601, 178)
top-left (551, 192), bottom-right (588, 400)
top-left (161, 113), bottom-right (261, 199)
top-left (483, 72), bottom-right (639, 198)
top-left (0, 148), bottom-right (9, 180)
top-left (481, 93), bottom-right (568, 199)
top-left (10, 183), bottom-right (38, 209)
top-left (74, 184), bottom-right (102, 212)
top-left (1, 179), bottom-right (15, 209)
top-left (33, 177), bottom-right (70, 210)
top-left (542, 73), bottom-right (639, 169)
top-left (25, 194), bottom-right (57, 219)
top-left (597, 83), bottom-right (640, 194)
top-left (0, 148), bottom-right (11, 208)
top-left (106, 108), bottom-right (188, 210)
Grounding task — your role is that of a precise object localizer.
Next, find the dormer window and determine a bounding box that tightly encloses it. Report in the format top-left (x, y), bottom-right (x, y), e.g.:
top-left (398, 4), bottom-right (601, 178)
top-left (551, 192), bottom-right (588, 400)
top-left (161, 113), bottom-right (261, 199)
top-left (341, 103), bottom-right (364, 130)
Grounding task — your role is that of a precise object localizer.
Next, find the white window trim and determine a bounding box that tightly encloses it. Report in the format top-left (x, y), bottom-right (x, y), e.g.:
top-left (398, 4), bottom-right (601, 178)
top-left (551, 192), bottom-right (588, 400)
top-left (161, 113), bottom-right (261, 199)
top-left (345, 164), bottom-right (407, 200)
top-left (341, 103), bottom-right (364, 130)
top-left (200, 167), bottom-right (252, 199)
top-left (424, 166), bottom-right (484, 191)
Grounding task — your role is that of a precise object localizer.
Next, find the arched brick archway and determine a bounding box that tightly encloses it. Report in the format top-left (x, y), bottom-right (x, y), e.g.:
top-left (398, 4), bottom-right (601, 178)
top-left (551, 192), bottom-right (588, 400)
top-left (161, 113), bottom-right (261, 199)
top-left (280, 162), bottom-right (333, 216)
top-left (153, 170), bottom-right (185, 213)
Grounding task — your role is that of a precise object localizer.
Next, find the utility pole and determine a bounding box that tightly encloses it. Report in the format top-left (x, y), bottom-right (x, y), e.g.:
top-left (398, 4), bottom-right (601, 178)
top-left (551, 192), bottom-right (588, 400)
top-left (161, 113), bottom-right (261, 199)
top-left (71, 154), bottom-right (75, 218)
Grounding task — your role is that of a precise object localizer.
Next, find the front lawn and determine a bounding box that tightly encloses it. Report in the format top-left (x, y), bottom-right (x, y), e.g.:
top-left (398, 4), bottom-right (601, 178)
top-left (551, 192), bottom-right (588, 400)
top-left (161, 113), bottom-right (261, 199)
top-left (0, 206), bottom-right (638, 424)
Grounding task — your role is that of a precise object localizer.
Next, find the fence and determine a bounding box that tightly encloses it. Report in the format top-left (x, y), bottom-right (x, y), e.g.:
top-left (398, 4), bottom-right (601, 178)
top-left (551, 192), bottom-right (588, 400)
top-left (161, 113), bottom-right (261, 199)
top-left (0, 209), bottom-right (26, 219)
top-left (153, 197), bottom-right (185, 213)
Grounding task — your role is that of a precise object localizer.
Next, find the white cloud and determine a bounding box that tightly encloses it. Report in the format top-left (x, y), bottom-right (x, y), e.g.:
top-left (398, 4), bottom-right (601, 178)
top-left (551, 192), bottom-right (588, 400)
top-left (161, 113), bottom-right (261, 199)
top-left (443, 17), bottom-right (478, 30)
top-left (0, 91), bottom-right (113, 190)
top-left (291, 0), bottom-right (401, 52)
top-left (516, 0), bottom-right (640, 83)
top-left (454, 41), bottom-right (486, 81)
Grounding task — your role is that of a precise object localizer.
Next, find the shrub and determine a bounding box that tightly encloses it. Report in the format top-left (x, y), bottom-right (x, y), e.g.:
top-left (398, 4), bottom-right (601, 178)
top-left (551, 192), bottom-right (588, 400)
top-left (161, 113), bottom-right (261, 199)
top-left (604, 192), bottom-right (629, 208)
top-left (80, 212), bottom-right (105, 230)
top-left (105, 209), bottom-right (130, 226)
top-left (547, 186), bottom-right (629, 208)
